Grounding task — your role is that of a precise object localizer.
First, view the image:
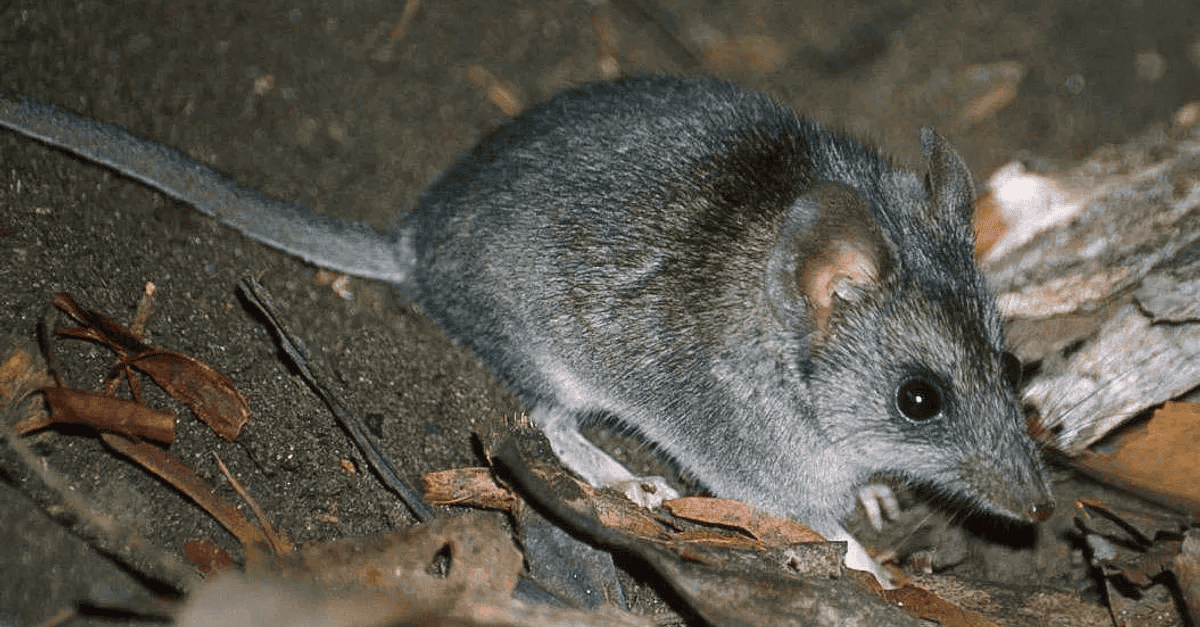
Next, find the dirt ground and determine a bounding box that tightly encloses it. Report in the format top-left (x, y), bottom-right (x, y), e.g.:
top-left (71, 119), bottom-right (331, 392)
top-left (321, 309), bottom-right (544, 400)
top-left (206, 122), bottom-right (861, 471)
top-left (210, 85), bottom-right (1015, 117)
top-left (2, 0), bottom-right (1199, 624)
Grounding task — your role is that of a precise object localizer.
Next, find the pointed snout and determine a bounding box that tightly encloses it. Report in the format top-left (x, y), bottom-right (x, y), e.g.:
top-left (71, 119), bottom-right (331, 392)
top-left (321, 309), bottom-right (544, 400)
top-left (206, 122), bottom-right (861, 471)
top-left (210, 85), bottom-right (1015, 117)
top-left (958, 454), bottom-right (1055, 524)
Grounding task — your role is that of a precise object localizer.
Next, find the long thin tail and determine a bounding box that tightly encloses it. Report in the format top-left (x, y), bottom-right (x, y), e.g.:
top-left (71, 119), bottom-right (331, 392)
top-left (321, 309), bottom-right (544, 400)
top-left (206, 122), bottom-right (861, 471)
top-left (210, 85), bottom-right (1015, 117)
top-left (0, 93), bottom-right (412, 285)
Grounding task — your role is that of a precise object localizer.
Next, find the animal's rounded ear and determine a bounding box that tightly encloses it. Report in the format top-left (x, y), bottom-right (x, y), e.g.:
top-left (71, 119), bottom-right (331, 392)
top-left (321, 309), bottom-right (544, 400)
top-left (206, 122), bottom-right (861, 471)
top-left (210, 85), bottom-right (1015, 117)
top-left (921, 128), bottom-right (975, 221)
top-left (767, 182), bottom-right (893, 340)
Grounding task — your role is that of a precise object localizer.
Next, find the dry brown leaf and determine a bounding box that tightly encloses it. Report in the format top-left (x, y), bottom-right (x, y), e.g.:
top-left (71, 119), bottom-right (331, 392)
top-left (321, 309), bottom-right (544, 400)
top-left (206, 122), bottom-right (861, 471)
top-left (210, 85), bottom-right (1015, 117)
top-left (129, 350), bottom-right (249, 440)
top-left (883, 585), bottom-right (1001, 627)
top-left (54, 292), bottom-right (143, 348)
top-left (665, 496), bottom-right (824, 545)
top-left (1076, 402), bottom-right (1200, 513)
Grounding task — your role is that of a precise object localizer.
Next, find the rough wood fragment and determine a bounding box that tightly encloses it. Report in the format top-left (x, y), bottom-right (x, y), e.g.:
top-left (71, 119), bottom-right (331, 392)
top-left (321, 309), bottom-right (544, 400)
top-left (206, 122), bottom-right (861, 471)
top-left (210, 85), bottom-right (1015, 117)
top-left (981, 120), bottom-right (1200, 453)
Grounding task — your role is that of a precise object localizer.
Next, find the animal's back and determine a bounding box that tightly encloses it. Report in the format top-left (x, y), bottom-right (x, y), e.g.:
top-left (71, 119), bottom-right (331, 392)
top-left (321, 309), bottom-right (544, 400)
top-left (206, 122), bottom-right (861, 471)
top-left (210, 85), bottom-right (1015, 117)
top-left (409, 76), bottom-right (893, 420)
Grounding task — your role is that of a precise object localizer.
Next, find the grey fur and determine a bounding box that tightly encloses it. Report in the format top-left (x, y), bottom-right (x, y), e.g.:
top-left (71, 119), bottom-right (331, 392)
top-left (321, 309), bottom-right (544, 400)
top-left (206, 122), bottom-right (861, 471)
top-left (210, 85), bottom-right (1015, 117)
top-left (0, 76), bottom-right (1052, 563)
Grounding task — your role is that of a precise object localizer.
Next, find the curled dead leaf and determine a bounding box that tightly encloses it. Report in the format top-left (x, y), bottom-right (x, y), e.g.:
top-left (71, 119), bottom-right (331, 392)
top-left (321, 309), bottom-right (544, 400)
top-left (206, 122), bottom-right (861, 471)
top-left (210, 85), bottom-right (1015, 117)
top-left (129, 350), bottom-right (249, 440)
top-left (99, 432), bottom-right (271, 552)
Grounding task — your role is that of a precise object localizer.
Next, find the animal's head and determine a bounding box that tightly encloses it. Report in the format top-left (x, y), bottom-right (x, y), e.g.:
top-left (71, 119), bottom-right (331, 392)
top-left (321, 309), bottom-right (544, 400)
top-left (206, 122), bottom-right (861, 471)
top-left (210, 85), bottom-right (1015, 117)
top-left (767, 130), bottom-right (1054, 524)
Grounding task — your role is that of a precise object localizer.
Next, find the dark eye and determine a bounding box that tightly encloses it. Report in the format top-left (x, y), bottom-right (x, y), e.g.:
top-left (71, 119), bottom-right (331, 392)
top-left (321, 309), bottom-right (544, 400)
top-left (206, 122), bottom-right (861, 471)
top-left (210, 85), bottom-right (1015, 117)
top-left (1003, 352), bottom-right (1022, 388)
top-left (896, 377), bottom-right (942, 421)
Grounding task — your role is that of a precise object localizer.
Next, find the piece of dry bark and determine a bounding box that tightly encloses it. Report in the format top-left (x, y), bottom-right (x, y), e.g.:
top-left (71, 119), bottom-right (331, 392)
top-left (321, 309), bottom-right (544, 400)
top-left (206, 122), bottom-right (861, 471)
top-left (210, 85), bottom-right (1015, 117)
top-left (28, 387), bottom-right (176, 443)
top-left (1176, 529), bottom-right (1200, 626)
top-left (980, 117), bottom-right (1200, 454)
top-left (1075, 500), bottom-right (1197, 625)
top-left (909, 574), bottom-right (1113, 627)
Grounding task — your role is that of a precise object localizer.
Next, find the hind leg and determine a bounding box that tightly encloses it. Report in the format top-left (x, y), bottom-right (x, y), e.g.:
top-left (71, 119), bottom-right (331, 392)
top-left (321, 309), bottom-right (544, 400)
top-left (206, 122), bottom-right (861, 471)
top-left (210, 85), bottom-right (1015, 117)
top-left (530, 404), bottom-right (678, 508)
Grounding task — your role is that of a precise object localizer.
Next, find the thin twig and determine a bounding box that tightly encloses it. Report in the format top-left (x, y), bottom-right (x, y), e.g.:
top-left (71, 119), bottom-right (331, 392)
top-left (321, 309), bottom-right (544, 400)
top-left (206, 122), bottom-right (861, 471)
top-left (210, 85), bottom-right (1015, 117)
top-left (213, 451), bottom-right (292, 554)
top-left (237, 277), bottom-right (434, 522)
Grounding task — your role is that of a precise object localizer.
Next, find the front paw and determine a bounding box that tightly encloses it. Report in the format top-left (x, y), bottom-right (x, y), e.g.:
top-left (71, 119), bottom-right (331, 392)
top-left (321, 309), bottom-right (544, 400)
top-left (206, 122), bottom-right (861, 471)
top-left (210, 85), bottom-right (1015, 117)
top-left (610, 476), bottom-right (680, 509)
top-left (857, 483), bottom-right (901, 531)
